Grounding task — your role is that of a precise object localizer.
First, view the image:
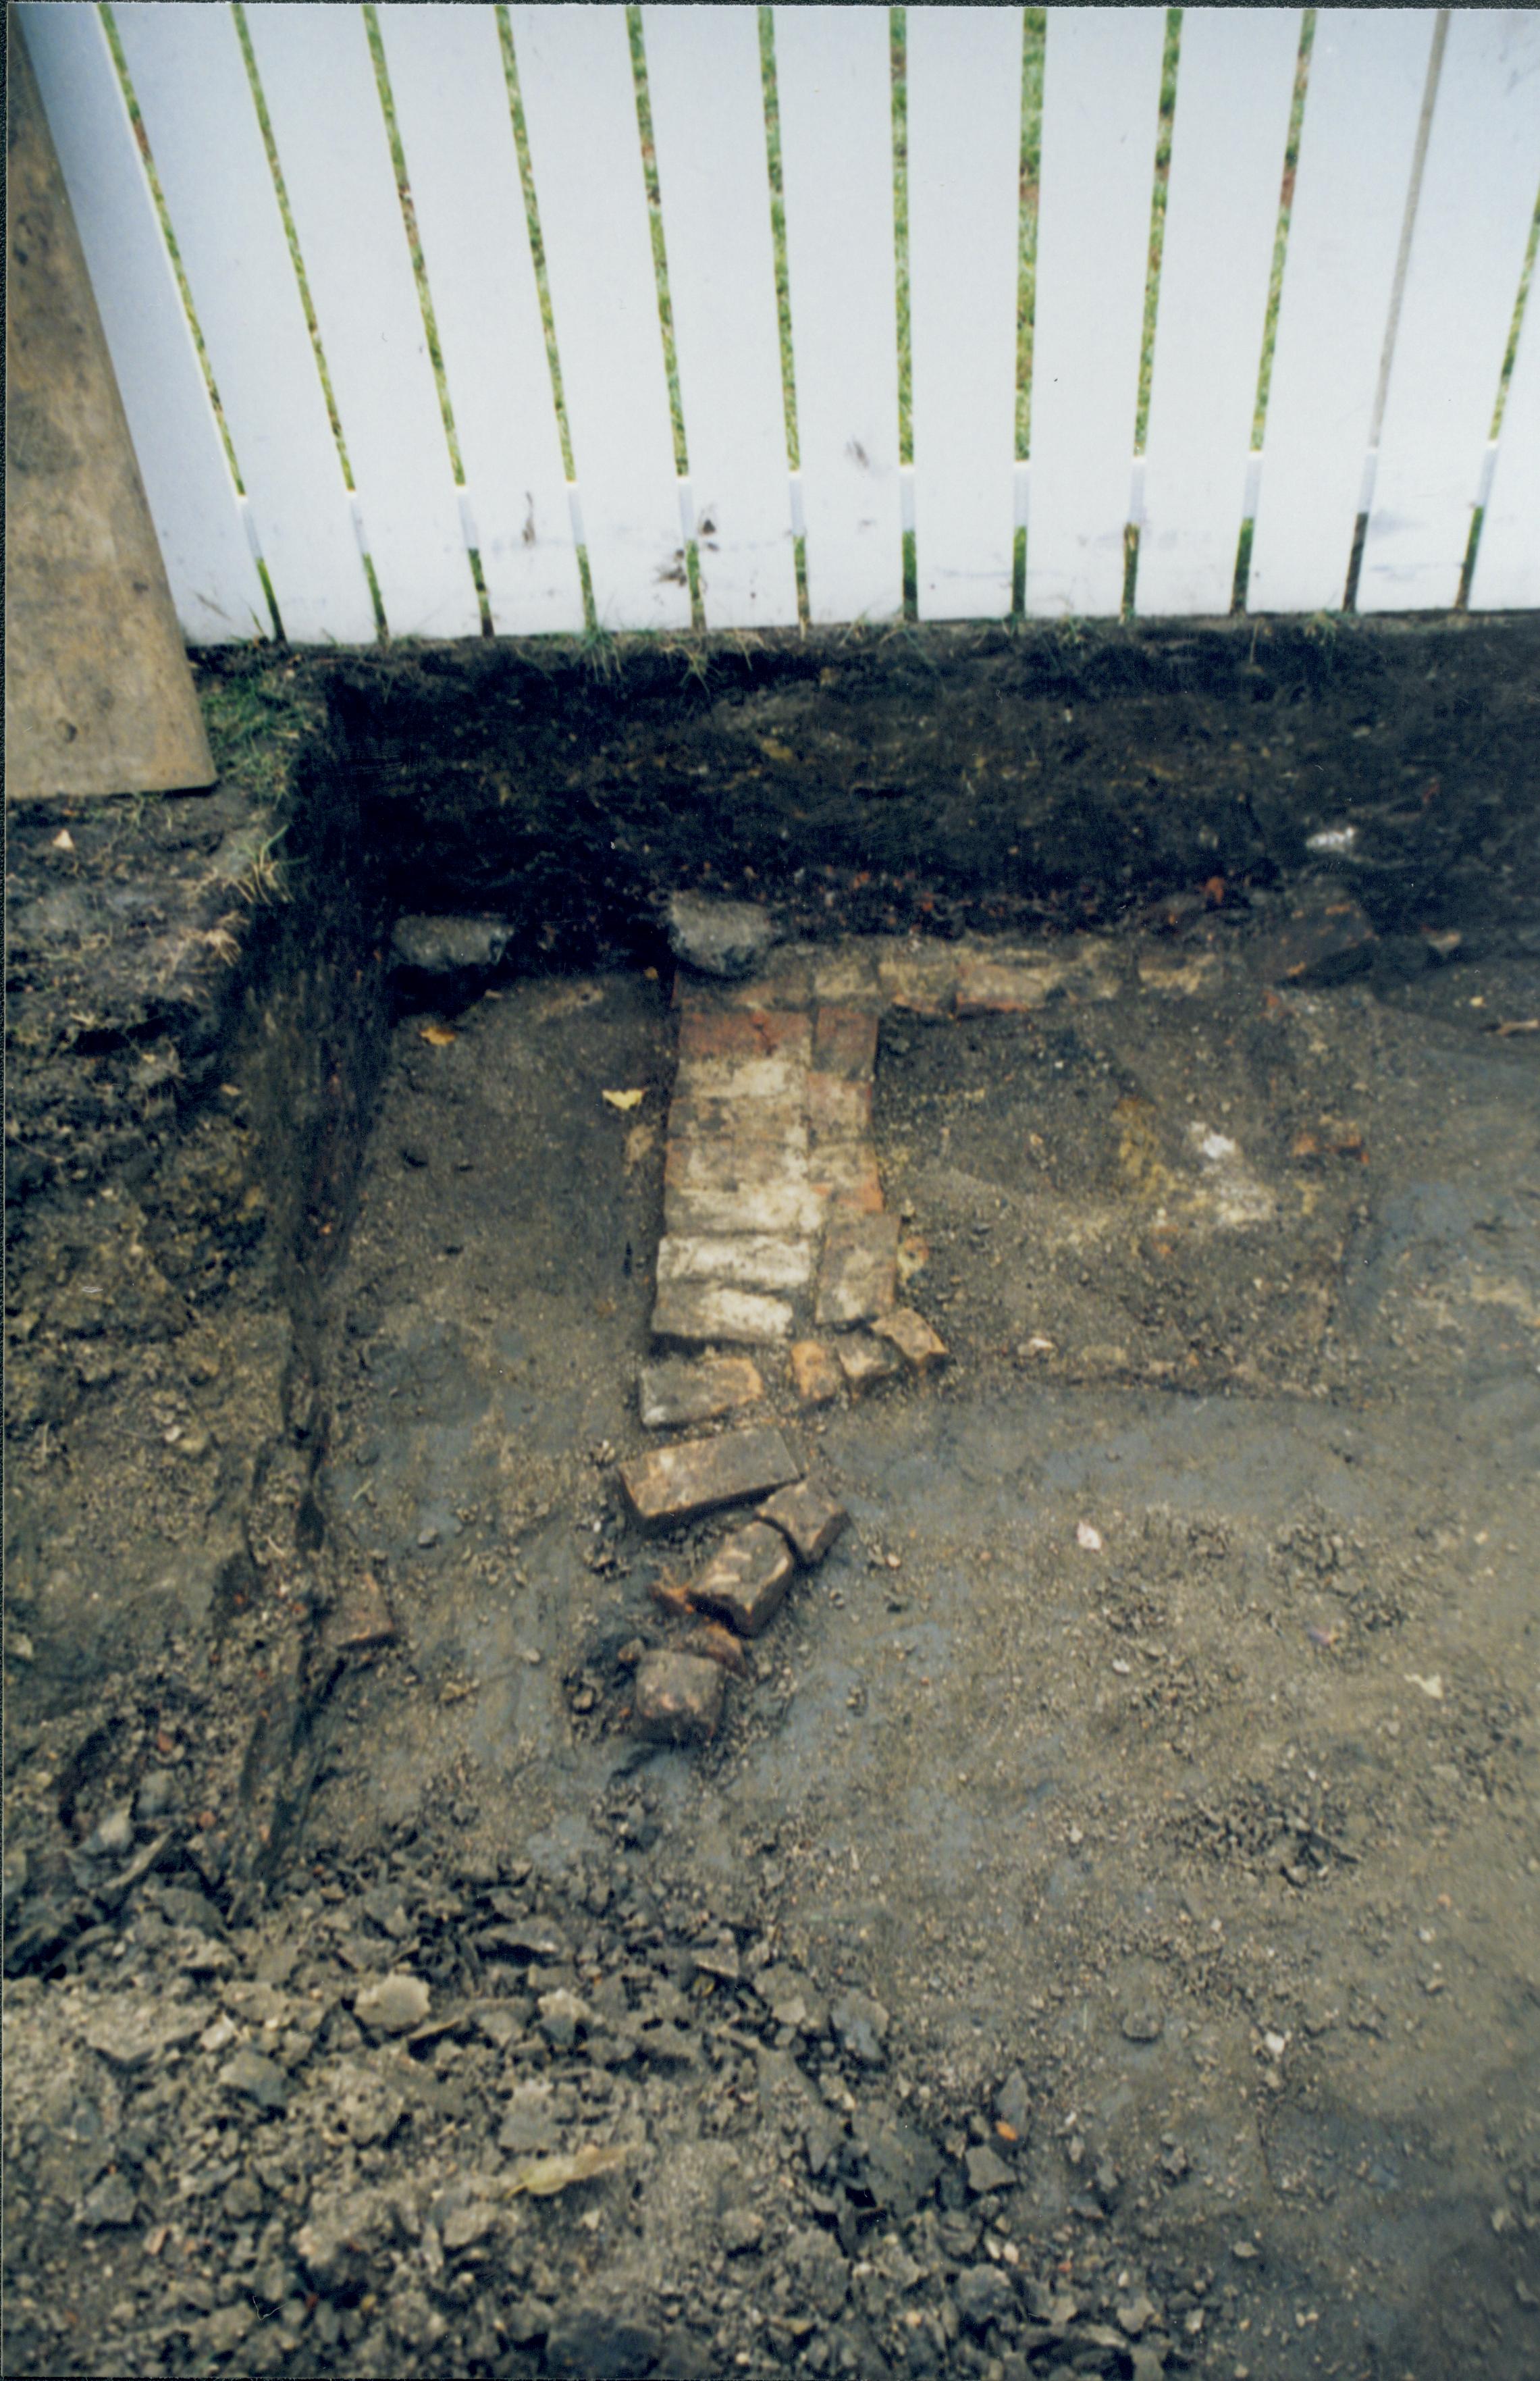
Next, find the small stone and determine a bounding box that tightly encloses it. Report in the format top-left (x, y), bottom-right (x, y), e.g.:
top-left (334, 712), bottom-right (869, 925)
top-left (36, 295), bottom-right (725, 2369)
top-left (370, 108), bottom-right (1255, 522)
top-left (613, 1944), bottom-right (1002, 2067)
top-left (327, 1569), bottom-right (396, 1652)
top-left (545, 2299), bottom-right (662, 2379)
top-left (1117, 2293), bottom-right (1158, 2338)
top-left (955, 2264), bottom-right (1015, 2331)
top-left (79, 2172), bottom-right (138, 2228)
top-left (790, 1339), bottom-right (843, 1406)
top-left (619, 1428), bottom-right (799, 1525)
top-left (537, 1987), bottom-right (589, 2051)
top-left (831, 1989), bottom-right (889, 2066)
top-left (218, 2047), bottom-right (290, 2113)
top-left (638, 1355), bottom-right (764, 1428)
top-left (871, 1307), bottom-right (948, 1371)
top-left (1121, 2005), bottom-right (1164, 2043)
top-left (720, 2206), bottom-right (765, 2255)
top-left (652, 1280), bottom-right (793, 1346)
top-left (995, 2069), bottom-right (1031, 2137)
top-left (834, 1332), bottom-right (902, 1395)
top-left (354, 1972), bottom-right (432, 2036)
top-left (693, 1943), bottom-right (741, 1983)
top-left (666, 891), bottom-right (778, 979)
top-left (965, 2143), bottom-right (1015, 2196)
top-left (88, 1805), bottom-right (135, 1858)
top-left (758, 1478), bottom-right (849, 1565)
top-left (816, 1213), bottom-right (899, 1326)
top-left (632, 1650), bottom-right (726, 1744)
top-left (687, 1523), bottom-right (794, 1637)
top-left (135, 1770), bottom-right (178, 1823)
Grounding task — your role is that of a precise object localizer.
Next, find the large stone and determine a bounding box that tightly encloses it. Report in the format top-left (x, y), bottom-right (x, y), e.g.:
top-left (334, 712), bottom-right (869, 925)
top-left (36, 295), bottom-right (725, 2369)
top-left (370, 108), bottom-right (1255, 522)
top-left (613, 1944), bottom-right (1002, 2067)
top-left (651, 1281), bottom-right (793, 1346)
top-left (619, 1428), bottom-right (799, 1524)
top-left (390, 914), bottom-right (512, 987)
top-left (631, 1650), bottom-right (726, 1744)
top-left (757, 1478), bottom-right (849, 1565)
top-left (666, 892), bottom-right (778, 980)
top-left (816, 1214), bottom-right (899, 1324)
top-left (639, 1355), bottom-right (764, 1429)
top-left (687, 1524), bottom-right (795, 1637)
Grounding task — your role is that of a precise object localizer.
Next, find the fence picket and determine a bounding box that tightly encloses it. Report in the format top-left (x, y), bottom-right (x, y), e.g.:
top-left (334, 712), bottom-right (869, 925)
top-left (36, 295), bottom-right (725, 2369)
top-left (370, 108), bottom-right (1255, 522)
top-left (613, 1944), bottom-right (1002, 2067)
top-left (1246, 13), bottom-right (1433, 617)
top-left (641, 6), bottom-right (798, 630)
top-left (243, 3), bottom-right (478, 639)
top-left (375, 7), bottom-right (583, 637)
top-left (1026, 9), bottom-right (1166, 619)
top-left (773, 6), bottom-right (903, 625)
top-left (907, 7), bottom-right (1023, 621)
top-left (508, 5), bottom-right (690, 632)
top-left (1470, 285), bottom-right (1540, 614)
top-left (1358, 14), bottom-right (1540, 614)
top-left (114, 3), bottom-right (375, 646)
top-left (1137, 7), bottom-right (1301, 617)
top-left (20, 3), bottom-right (267, 644)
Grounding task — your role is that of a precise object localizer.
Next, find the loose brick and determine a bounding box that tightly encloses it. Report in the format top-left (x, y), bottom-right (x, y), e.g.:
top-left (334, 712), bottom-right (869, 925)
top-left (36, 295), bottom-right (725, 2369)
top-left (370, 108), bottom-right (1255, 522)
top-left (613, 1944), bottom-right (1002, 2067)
top-left (834, 1332), bottom-right (903, 1394)
top-left (789, 1339), bottom-right (843, 1406)
top-left (658, 1234), bottom-right (814, 1291)
top-left (618, 1427), bottom-right (799, 1525)
top-left (758, 1479), bottom-right (849, 1565)
top-left (807, 1074), bottom-right (872, 1141)
top-left (652, 1281), bottom-right (793, 1346)
top-left (639, 1355), bottom-right (764, 1430)
top-left (813, 1006), bottom-right (879, 1079)
top-left (871, 1307), bottom-right (949, 1372)
top-left (665, 1182), bottom-right (829, 1237)
top-left (815, 1213), bottom-right (900, 1324)
top-left (687, 1523), bottom-right (795, 1637)
top-left (631, 1650), bottom-right (726, 1743)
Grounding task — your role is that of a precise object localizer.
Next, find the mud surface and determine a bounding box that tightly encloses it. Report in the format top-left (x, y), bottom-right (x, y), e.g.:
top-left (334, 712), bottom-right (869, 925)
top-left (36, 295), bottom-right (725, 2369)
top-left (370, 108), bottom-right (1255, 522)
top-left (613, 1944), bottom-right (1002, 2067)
top-left (7, 856), bottom-right (1539, 2376)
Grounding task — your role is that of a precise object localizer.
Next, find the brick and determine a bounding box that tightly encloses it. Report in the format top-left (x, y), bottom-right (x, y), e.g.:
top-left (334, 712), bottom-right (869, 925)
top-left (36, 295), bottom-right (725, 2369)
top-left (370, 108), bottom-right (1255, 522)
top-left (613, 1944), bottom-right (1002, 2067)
top-left (871, 1306), bottom-right (949, 1372)
top-left (674, 1054), bottom-right (806, 1105)
top-left (665, 1136), bottom-right (809, 1193)
top-left (652, 1282), bottom-right (793, 1346)
top-left (665, 1181), bottom-right (829, 1237)
top-left (813, 1149), bottom-right (885, 1213)
top-left (639, 1356), bottom-right (764, 1430)
top-left (758, 1479), bottom-right (849, 1565)
top-left (678, 1009), bottom-right (812, 1064)
top-left (813, 1006), bottom-right (879, 1079)
top-left (716, 950), bottom-right (816, 1008)
top-left (789, 1339), bottom-right (843, 1406)
top-left (618, 1427), bottom-right (800, 1525)
top-left (877, 945), bottom-right (958, 1016)
top-left (955, 954), bottom-right (1062, 1015)
top-left (815, 1213), bottom-right (900, 1324)
top-left (631, 1650), bottom-right (726, 1744)
top-left (835, 1332), bottom-right (903, 1394)
top-left (658, 1235), bottom-right (814, 1291)
top-left (807, 1074), bottom-right (872, 1141)
top-left (813, 947), bottom-right (882, 1003)
top-left (668, 1094), bottom-right (808, 1145)
top-left (687, 1523), bottom-right (795, 1637)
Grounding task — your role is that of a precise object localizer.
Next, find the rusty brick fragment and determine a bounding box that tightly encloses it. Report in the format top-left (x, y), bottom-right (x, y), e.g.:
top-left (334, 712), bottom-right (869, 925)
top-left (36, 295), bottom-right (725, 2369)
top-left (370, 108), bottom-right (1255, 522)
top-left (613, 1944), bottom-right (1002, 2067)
top-left (815, 1213), bottom-right (899, 1325)
top-left (619, 1427), bottom-right (799, 1525)
top-left (789, 1339), bottom-right (843, 1406)
top-left (631, 1650), bottom-right (726, 1743)
top-left (639, 1355), bottom-right (764, 1430)
top-left (758, 1479), bottom-right (849, 1565)
top-left (835, 1332), bottom-right (903, 1394)
top-left (871, 1307), bottom-right (949, 1372)
top-left (687, 1523), bottom-right (795, 1637)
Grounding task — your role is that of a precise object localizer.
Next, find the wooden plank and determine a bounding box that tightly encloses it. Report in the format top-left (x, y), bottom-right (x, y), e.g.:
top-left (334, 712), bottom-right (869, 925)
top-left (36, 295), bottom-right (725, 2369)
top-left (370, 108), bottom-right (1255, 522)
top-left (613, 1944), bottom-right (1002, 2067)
top-left (773, 6), bottom-right (903, 625)
top-left (907, 6), bottom-right (1024, 621)
top-left (19, 1), bottom-right (266, 644)
top-left (642, 5), bottom-right (798, 629)
top-left (1026, 8), bottom-right (1166, 619)
top-left (244, 3), bottom-right (479, 639)
top-left (1246, 11), bottom-right (1433, 616)
top-left (377, 6), bottom-right (583, 636)
top-left (1137, 7), bottom-right (1302, 617)
top-left (1358, 13), bottom-right (1540, 614)
top-left (508, 4), bottom-right (689, 631)
top-left (1470, 289), bottom-right (1540, 613)
top-left (115, 3), bottom-right (376, 646)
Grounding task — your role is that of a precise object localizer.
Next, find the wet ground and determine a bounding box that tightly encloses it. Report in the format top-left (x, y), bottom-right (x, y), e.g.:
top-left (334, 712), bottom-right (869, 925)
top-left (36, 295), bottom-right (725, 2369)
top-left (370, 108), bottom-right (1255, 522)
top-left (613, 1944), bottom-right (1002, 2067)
top-left (5, 899), bottom-right (1539, 2380)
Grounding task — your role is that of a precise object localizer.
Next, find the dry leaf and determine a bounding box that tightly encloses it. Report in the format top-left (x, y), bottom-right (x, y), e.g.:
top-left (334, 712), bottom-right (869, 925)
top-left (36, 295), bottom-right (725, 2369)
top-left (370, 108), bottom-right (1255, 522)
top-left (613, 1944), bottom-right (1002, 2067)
top-left (1076, 1521), bottom-right (1103, 1552)
top-left (419, 1024), bottom-right (456, 1047)
top-left (1405, 1672), bottom-right (1444, 1700)
top-left (51, 829), bottom-right (76, 852)
top-left (602, 1088), bottom-right (645, 1111)
top-left (506, 2145), bottom-right (631, 2199)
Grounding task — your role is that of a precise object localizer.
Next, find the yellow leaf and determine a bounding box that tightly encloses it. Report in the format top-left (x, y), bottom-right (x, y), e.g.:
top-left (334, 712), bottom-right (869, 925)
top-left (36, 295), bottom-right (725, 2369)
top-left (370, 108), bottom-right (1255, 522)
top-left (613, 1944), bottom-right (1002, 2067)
top-left (602, 1088), bottom-right (645, 1111)
top-left (419, 1024), bottom-right (456, 1047)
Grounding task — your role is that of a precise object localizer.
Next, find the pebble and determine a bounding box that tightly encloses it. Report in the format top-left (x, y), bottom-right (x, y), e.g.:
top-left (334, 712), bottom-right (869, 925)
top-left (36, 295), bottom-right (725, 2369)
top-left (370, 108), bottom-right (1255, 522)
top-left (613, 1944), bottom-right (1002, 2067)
top-left (831, 1989), bottom-right (890, 2066)
top-left (354, 1972), bottom-right (431, 2036)
top-left (834, 1332), bottom-right (903, 1395)
top-left (1122, 2005), bottom-right (1165, 2043)
top-left (78, 2172), bottom-right (138, 2229)
top-left (954, 2262), bottom-right (1015, 2331)
top-left (789, 1338), bottom-right (844, 1406)
top-left (965, 2142), bottom-right (1015, 2195)
top-left (217, 2047), bottom-right (290, 2113)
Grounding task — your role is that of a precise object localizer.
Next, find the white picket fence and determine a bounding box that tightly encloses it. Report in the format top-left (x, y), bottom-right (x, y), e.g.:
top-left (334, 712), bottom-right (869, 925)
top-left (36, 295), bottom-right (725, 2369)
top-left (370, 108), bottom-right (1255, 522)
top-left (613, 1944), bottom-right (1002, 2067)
top-left (22, 3), bottom-right (1540, 644)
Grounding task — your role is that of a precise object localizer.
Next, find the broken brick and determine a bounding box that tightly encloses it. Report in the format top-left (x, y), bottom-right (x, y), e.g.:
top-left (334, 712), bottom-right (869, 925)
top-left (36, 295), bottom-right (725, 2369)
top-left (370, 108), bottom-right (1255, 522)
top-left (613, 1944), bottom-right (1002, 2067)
top-left (835, 1332), bottom-right (903, 1394)
top-left (816, 1213), bottom-right (900, 1325)
top-left (813, 1006), bottom-right (879, 1079)
top-left (790, 1339), bottom-right (843, 1406)
top-left (687, 1523), bottom-right (795, 1637)
top-left (758, 1479), bottom-right (849, 1565)
top-left (651, 1281), bottom-right (793, 1346)
top-left (619, 1428), bottom-right (800, 1525)
top-left (871, 1307), bottom-right (949, 1372)
top-left (639, 1355), bottom-right (764, 1430)
top-left (631, 1650), bottom-right (726, 1744)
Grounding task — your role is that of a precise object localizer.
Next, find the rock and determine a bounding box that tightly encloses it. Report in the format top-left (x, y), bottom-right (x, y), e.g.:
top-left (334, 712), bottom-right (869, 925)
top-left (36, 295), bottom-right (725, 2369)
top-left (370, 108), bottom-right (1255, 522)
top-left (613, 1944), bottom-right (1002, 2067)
top-left (631, 1650), bottom-right (726, 1744)
top-left (134, 1770), bottom-right (178, 1823)
top-left (753, 1964), bottom-right (828, 2035)
top-left (666, 891), bottom-right (777, 980)
top-left (965, 2143), bottom-right (1015, 2195)
top-left (1117, 2292), bottom-right (1158, 2337)
top-left (1130, 2347), bottom-right (1167, 2381)
top-left (218, 2047), bottom-right (290, 2113)
top-left (83, 2001), bottom-right (205, 2072)
top-left (537, 1987), bottom-right (589, 2050)
top-left (816, 1213), bottom-right (900, 1326)
top-left (545, 2296), bottom-right (662, 2377)
top-left (955, 2264), bottom-right (1015, 2331)
top-left (638, 1355), bottom-right (764, 1429)
top-left (391, 913), bottom-right (512, 990)
top-left (1121, 2005), bottom-right (1164, 2043)
top-left (687, 1523), bottom-right (795, 1637)
top-left (789, 1338), bottom-right (843, 1406)
top-left (995, 2069), bottom-right (1031, 2138)
top-left (832, 1989), bottom-right (890, 2066)
top-left (294, 2193), bottom-right (394, 2295)
top-left (871, 1307), bottom-right (949, 1372)
top-left (78, 2171), bottom-right (138, 2228)
top-left (355, 1972), bottom-right (431, 2036)
top-left (786, 2224), bottom-right (851, 2318)
top-left (721, 2206), bottom-right (765, 2254)
top-left (619, 1428), bottom-right (799, 1525)
top-left (834, 1332), bottom-right (903, 1395)
top-left (851, 2109), bottom-right (942, 2218)
top-left (757, 1478), bottom-right (849, 1565)
top-left (87, 1806), bottom-right (135, 1859)
top-left (498, 2082), bottom-right (561, 2154)
top-left (327, 1569), bottom-right (397, 1654)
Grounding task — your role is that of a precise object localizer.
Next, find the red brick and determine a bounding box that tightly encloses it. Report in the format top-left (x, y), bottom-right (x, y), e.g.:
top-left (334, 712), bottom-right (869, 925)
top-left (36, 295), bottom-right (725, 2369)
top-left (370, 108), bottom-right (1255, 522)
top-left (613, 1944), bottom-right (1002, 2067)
top-left (789, 1340), bottom-right (843, 1406)
top-left (678, 1009), bottom-right (811, 1063)
top-left (816, 1213), bottom-right (899, 1324)
top-left (814, 1006), bottom-right (878, 1079)
top-left (687, 1523), bottom-right (795, 1636)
